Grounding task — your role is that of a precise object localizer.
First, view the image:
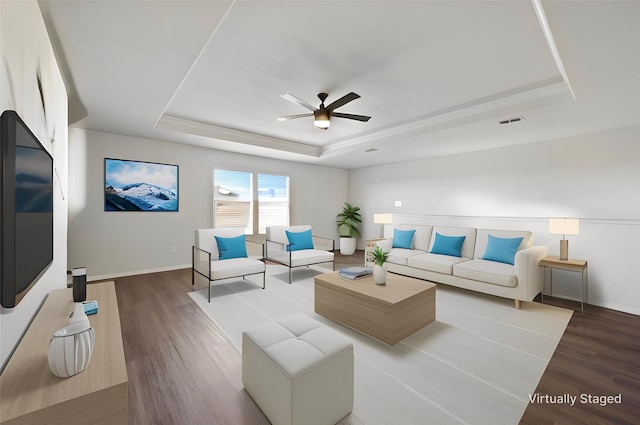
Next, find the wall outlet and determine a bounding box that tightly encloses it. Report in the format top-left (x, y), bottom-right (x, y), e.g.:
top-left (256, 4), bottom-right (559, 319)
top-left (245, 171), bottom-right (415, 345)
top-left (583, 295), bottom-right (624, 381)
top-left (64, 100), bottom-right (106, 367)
top-left (395, 201), bottom-right (402, 207)
top-left (170, 246), bottom-right (176, 253)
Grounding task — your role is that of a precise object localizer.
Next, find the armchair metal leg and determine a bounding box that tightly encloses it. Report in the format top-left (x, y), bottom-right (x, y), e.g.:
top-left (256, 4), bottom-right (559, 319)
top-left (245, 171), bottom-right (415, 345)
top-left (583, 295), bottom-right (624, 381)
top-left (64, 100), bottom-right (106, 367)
top-left (289, 267), bottom-right (292, 284)
top-left (262, 272), bottom-right (266, 289)
top-left (208, 281), bottom-right (211, 303)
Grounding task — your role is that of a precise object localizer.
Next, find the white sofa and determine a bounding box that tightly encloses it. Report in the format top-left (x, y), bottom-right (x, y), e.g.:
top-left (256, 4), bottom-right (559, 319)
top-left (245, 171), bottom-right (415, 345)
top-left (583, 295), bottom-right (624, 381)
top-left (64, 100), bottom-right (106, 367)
top-left (373, 224), bottom-right (548, 308)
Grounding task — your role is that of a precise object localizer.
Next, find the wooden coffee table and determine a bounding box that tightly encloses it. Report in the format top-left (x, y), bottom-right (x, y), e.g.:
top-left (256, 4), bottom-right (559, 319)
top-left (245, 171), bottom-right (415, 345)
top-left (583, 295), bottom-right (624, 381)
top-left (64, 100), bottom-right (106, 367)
top-left (314, 272), bottom-right (436, 345)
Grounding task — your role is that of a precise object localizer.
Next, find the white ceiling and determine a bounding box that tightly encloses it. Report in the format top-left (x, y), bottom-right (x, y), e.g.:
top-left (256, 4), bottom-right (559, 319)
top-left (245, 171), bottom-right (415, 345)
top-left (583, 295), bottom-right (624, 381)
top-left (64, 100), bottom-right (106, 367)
top-left (38, 0), bottom-right (640, 169)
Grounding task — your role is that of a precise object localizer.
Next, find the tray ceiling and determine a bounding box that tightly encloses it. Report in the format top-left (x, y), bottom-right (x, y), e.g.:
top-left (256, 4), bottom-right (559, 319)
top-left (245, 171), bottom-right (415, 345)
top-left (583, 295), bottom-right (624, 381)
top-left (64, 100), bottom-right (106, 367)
top-left (38, 0), bottom-right (640, 168)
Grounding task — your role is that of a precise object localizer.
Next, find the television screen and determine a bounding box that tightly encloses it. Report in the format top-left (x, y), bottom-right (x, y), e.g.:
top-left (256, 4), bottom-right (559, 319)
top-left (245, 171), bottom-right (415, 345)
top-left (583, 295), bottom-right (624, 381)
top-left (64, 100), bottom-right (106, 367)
top-left (1, 110), bottom-right (54, 308)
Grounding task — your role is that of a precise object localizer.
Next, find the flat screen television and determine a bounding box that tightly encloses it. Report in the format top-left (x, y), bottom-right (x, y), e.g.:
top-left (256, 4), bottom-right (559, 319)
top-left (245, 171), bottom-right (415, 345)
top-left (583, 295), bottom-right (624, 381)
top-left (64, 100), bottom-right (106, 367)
top-left (1, 110), bottom-right (54, 309)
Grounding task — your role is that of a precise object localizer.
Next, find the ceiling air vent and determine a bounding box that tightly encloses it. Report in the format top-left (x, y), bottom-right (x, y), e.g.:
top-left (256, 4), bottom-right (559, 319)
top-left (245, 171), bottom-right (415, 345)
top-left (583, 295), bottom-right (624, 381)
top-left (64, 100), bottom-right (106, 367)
top-left (365, 148), bottom-right (379, 153)
top-left (499, 116), bottom-right (524, 125)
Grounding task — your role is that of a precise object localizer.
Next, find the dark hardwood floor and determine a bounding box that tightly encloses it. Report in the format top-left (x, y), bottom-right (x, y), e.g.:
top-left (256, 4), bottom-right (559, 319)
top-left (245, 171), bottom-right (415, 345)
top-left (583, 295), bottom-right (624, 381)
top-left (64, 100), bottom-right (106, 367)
top-left (115, 269), bottom-right (270, 425)
top-left (520, 297), bottom-right (640, 425)
top-left (112, 251), bottom-right (639, 425)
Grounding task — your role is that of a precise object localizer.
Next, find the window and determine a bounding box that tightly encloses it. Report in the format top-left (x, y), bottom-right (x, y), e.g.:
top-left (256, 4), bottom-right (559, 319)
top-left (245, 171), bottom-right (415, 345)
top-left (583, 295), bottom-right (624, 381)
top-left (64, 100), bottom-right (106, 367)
top-left (213, 169), bottom-right (253, 233)
top-left (258, 174), bottom-right (290, 234)
top-left (213, 169), bottom-right (289, 234)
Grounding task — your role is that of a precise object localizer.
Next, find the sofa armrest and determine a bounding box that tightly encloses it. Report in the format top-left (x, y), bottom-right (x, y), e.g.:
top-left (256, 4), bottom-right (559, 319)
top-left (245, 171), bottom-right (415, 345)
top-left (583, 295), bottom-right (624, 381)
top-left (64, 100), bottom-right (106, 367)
top-left (375, 238), bottom-right (393, 251)
top-left (192, 246), bottom-right (212, 280)
top-left (266, 239), bottom-right (291, 264)
top-left (312, 235), bottom-right (335, 252)
top-left (514, 246), bottom-right (548, 299)
top-left (246, 239), bottom-right (265, 260)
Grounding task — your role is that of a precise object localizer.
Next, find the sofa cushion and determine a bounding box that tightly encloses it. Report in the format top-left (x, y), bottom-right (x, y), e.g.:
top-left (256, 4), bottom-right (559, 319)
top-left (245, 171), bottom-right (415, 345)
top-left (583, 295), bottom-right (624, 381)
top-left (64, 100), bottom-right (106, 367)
top-left (386, 248), bottom-right (425, 266)
top-left (215, 234), bottom-right (248, 260)
top-left (429, 233), bottom-right (465, 257)
top-left (267, 225), bottom-right (312, 245)
top-left (196, 227), bottom-right (247, 260)
top-left (384, 224), bottom-right (433, 251)
top-left (392, 229), bottom-right (415, 249)
top-left (254, 316), bottom-right (352, 379)
top-left (473, 229), bottom-right (532, 260)
top-left (210, 258), bottom-right (265, 280)
top-left (453, 259), bottom-right (518, 287)
top-left (429, 226), bottom-right (477, 259)
top-left (290, 249), bottom-right (334, 267)
top-left (482, 234), bottom-right (523, 265)
top-left (408, 252), bottom-right (468, 275)
top-left (286, 229), bottom-right (314, 251)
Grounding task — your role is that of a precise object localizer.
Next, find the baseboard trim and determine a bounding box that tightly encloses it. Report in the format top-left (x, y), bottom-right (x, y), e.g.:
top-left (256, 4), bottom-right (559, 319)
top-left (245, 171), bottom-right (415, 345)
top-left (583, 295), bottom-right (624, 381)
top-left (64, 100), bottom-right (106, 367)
top-left (88, 264), bottom-right (191, 282)
top-left (589, 300), bottom-right (640, 316)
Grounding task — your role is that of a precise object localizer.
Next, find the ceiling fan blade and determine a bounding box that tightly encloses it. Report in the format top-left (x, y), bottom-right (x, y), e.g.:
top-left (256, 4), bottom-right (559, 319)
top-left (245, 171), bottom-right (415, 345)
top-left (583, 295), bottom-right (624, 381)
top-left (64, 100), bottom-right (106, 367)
top-left (280, 93), bottom-right (317, 112)
top-left (326, 92), bottom-right (360, 111)
top-left (277, 113), bottom-right (313, 121)
top-left (331, 112), bottom-right (371, 122)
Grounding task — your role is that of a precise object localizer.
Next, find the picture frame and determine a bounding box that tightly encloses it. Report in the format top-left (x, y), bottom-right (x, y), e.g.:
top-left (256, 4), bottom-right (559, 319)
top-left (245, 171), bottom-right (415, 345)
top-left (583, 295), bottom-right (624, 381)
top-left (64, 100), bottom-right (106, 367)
top-left (104, 158), bottom-right (178, 212)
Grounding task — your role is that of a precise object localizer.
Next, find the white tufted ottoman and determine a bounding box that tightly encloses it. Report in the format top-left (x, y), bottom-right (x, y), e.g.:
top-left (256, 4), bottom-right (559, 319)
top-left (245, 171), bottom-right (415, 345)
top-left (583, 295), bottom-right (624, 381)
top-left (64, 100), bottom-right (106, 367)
top-left (242, 313), bottom-right (354, 425)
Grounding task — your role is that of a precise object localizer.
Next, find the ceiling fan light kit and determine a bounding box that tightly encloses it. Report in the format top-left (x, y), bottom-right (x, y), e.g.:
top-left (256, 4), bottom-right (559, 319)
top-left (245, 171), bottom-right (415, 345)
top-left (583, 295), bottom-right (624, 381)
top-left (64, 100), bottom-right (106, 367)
top-left (279, 91), bottom-right (371, 130)
top-left (313, 109), bottom-right (331, 129)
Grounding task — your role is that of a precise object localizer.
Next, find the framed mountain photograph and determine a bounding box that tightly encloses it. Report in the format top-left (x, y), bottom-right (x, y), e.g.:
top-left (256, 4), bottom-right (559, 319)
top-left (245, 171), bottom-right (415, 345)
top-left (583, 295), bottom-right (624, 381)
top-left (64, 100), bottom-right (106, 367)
top-left (104, 158), bottom-right (178, 212)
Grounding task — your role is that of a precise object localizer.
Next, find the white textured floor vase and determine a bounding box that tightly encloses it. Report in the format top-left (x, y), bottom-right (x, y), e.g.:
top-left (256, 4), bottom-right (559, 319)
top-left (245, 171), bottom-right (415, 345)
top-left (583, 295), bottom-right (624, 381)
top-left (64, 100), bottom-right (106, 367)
top-left (242, 313), bottom-right (354, 425)
top-left (189, 266), bottom-right (572, 425)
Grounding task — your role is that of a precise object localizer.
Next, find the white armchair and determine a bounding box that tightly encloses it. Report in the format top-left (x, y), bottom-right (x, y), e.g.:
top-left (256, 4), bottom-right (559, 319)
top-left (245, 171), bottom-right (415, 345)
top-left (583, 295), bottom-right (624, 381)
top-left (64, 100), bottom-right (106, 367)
top-left (265, 225), bottom-right (335, 283)
top-left (192, 228), bottom-right (266, 302)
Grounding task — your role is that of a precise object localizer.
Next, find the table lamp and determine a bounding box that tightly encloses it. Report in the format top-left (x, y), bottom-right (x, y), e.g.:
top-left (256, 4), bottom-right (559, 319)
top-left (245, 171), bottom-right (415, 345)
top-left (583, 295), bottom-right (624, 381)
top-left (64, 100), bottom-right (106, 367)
top-left (549, 218), bottom-right (579, 261)
top-left (373, 213), bottom-right (393, 238)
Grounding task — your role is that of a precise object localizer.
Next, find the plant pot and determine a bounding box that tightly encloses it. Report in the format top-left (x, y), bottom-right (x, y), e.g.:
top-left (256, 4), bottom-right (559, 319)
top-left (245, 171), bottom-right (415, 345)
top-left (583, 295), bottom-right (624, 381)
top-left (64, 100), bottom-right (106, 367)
top-left (373, 264), bottom-right (387, 285)
top-left (339, 237), bottom-right (357, 256)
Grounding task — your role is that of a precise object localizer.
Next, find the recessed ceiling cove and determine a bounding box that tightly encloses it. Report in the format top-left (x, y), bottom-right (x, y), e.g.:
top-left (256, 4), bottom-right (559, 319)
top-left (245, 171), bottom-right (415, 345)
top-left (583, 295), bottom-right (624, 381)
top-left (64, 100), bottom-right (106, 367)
top-left (157, 0), bottom-right (572, 157)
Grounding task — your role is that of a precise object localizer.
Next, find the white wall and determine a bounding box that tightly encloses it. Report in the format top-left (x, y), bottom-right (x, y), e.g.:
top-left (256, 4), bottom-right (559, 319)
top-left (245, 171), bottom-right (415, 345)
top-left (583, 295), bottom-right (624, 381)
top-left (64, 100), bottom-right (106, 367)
top-left (67, 129), bottom-right (348, 279)
top-left (0, 1), bottom-right (68, 368)
top-left (350, 126), bottom-right (640, 314)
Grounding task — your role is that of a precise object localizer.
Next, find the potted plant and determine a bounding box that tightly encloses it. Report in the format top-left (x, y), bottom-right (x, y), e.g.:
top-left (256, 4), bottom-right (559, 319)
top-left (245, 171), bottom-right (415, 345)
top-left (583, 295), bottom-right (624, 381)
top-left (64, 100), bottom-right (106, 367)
top-left (369, 246), bottom-right (388, 285)
top-left (336, 202), bottom-right (362, 255)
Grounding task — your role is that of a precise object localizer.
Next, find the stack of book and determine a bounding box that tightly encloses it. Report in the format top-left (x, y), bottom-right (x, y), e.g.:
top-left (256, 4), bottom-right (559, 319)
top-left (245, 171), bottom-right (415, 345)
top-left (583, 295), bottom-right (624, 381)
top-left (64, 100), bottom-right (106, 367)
top-left (338, 267), bottom-right (373, 281)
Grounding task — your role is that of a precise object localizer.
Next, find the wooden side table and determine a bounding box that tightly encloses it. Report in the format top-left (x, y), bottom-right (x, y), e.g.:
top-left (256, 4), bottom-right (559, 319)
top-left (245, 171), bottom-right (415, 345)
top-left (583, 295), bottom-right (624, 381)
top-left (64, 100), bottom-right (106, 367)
top-left (539, 255), bottom-right (588, 313)
top-left (364, 238), bottom-right (386, 266)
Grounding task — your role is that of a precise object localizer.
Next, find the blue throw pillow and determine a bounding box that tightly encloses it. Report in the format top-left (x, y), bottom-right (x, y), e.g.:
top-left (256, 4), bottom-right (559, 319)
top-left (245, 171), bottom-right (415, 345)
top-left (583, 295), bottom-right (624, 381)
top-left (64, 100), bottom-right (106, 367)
top-left (482, 235), bottom-right (523, 265)
top-left (286, 229), bottom-right (314, 251)
top-left (429, 233), bottom-right (466, 257)
top-left (392, 229), bottom-right (415, 249)
top-left (215, 234), bottom-right (248, 260)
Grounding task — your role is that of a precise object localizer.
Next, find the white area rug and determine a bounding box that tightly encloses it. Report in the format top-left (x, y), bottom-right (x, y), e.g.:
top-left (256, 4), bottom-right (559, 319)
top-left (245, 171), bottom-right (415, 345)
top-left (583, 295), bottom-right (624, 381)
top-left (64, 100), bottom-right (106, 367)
top-left (189, 265), bottom-right (572, 425)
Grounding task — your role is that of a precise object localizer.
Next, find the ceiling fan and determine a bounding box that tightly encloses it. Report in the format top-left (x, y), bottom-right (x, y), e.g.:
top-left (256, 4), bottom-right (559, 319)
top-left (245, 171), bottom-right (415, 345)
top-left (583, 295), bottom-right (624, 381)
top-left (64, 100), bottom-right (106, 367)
top-left (278, 92), bottom-right (371, 130)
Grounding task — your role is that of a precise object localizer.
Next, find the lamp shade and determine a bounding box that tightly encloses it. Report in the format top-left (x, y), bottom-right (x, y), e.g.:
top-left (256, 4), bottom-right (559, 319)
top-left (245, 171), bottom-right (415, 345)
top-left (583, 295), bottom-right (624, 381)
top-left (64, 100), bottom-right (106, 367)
top-left (373, 213), bottom-right (393, 224)
top-left (549, 218), bottom-right (579, 236)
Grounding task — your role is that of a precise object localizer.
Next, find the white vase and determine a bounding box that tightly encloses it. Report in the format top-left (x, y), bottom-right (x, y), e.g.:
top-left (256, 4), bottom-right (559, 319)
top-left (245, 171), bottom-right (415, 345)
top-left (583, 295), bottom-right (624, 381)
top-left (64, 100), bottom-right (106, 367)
top-left (48, 323), bottom-right (95, 378)
top-left (373, 264), bottom-right (387, 285)
top-left (339, 237), bottom-right (357, 255)
top-left (48, 303), bottom-right (95, 378)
